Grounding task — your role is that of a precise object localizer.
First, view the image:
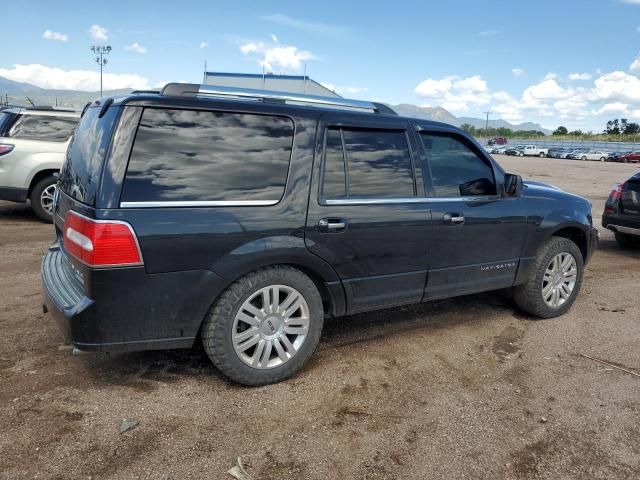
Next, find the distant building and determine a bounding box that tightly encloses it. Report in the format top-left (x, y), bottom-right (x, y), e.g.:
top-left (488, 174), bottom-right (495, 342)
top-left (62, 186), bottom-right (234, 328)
top-left (202, 71), bottom-right (340, 98)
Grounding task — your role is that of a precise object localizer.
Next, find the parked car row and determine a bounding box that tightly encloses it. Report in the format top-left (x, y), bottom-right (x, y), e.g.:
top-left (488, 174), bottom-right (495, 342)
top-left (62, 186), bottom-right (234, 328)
top-left (487, 144), bottom-right (640, 163)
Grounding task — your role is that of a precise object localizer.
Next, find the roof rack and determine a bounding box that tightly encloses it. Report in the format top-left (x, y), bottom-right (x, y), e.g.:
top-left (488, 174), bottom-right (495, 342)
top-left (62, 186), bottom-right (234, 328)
top-left (160, 83), bottom-right (396, 115)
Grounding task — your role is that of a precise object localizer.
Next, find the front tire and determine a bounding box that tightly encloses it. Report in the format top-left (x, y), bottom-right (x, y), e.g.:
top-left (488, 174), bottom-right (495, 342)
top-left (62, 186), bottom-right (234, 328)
top-left (29, 175), bottom-right (57, 223)
top-left (201, 266), bottom-right (324, 386)
top-left (513, 237), bottom-right (583, 318)
top-left (539, 152), bottom-right (545, 157)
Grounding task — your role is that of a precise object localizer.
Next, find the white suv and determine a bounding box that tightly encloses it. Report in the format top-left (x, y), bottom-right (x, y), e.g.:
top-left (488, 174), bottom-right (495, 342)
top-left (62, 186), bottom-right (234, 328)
top-left (0, 107), bottom-right (79, 221)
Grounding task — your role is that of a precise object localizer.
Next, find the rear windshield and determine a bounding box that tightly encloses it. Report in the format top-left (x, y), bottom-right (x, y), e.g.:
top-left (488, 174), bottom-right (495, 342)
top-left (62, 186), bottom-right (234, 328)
top-left (0, 112), bottom-right (17, 136)
top-left (58, 106), bottom-right (120, 206)
top-left (7, 114), bottom-right (77, 141)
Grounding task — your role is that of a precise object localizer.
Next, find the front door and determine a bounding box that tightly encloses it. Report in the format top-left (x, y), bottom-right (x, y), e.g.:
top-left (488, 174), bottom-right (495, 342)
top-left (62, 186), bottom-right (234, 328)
top-left (416, 128), bottom-right (527, 300)
top-left (305, 115), bottom-right (431, 315)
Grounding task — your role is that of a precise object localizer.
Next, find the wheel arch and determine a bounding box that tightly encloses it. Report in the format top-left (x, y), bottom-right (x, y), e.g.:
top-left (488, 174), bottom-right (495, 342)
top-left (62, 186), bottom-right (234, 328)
top-left (27, 169), bottom-right (58, 197)
top-left (549, 225), bottom-right (588, 261)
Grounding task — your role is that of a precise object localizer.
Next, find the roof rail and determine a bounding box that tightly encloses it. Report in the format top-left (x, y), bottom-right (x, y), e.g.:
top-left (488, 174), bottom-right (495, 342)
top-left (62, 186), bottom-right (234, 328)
top-left (160, 83), bottom-right (397, 115)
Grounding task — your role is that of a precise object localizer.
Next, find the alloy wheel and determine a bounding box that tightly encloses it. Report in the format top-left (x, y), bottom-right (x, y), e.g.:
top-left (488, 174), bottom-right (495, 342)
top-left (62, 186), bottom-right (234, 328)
top-left (232, 285), bottom-right (310, 369)
top-left (40, 184), bottom-right (57, 215)
top-left (542, 252), bottom-right (577, 308)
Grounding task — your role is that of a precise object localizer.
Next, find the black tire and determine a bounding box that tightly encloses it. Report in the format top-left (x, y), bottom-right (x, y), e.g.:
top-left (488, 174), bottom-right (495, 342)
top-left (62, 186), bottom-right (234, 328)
top-left (581, 156), bottom-right (587, 161)
top-left (201, 266), bottom-right (324, 386)
top-left (513, 237), bottom-right (584, 319)
top-left (600, 157), bottom-right (605, 162)
top-left (615, 232), bottom-right (640, 248)
top-left (539, 152), bottom-right (545, 158)
top-left (29, 175), bottom-right (56, 222)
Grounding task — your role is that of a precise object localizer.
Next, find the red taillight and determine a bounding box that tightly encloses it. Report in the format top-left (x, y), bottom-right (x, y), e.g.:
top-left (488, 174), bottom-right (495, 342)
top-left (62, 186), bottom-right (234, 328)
top-left (610, 183), bottom-right (623, 201)
top-left (0, 143), bottom-right (14, 156)
top-left (63, 211), bottom-right (143, 267)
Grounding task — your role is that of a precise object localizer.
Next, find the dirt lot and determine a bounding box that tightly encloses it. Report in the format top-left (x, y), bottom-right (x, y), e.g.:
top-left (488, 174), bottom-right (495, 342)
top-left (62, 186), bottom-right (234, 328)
top-left (1, 155), bottom-right (639, 480)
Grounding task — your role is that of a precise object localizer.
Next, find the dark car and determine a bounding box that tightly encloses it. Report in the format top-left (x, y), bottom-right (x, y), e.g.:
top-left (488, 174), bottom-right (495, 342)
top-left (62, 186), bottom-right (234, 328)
top-left (41, 84), bottom-right (598, 385)
top-left (504, 146), bottom-right (525, 156)
top-left (602, 172), bottom-right (640, 247)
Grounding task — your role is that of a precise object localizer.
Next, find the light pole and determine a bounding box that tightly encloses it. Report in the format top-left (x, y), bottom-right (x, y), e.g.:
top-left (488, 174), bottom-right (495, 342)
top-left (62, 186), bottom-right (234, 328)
top-left (91, 45), bottom-right (112, 97)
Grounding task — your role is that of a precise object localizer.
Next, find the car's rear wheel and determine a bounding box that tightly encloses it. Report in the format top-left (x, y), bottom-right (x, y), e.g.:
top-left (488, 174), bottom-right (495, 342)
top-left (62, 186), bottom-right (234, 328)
top-left (600, 157), bottom-right (605, 162)
top-left (513, 237), bottom-right (583, 318)
top-left (29, 175), bottom-right (57, 223)
top-left (201, 266), bottom-right (324, 386)
top-left (581, 156), bottom-right (587, 161)
top-left (539, 152), bottom-right (545, 157)
top-left (614, 232), bottom-right (640, 248)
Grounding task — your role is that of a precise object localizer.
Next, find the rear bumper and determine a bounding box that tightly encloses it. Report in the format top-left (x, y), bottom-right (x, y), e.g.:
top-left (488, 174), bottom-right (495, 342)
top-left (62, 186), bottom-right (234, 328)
top-left (41, 244), bottom-right (225, 353)
top-left (602, 214), bottom-right (640, 237)
top-left (0, 186), bottom-right (28, 203)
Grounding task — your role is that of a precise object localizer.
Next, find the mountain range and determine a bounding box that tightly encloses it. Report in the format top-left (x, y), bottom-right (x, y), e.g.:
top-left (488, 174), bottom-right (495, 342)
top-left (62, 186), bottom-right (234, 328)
top-left (0, 76), bottom-right (551, 134)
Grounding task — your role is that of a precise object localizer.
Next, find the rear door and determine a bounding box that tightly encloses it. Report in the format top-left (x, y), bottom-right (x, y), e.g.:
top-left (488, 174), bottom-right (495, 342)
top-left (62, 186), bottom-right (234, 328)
top-left (416, 126), bottom-right (527, 300)
top-left (305, 114), bottom-right (431, 314)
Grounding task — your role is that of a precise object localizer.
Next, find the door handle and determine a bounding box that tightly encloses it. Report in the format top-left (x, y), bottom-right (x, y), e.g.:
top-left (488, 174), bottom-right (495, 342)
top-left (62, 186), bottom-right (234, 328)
top-left (443, 213), bottom-right (465, 225)
top-left (318, 218), bottom-right (348, 233)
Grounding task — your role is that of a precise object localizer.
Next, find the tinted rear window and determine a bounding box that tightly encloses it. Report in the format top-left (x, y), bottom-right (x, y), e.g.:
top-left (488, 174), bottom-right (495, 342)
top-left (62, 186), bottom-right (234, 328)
top-left (7, 114), bottom-right (77, 141)
top-left (58, 106), bottom-right (120, 205)
top-left (121, 108), bottom-right (294, 204)
top-left (0, 112), bottom-right (16, 136)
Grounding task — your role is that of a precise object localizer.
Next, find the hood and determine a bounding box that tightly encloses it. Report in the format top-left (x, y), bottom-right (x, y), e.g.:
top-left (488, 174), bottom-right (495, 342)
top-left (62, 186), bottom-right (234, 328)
top-left (523, 180), bottom-right (563, 192)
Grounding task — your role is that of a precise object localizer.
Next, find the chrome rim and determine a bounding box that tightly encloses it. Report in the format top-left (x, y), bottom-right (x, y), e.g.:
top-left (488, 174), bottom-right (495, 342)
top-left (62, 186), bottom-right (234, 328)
top-left (542, 252), bottom-right (577, 308)
top-left (40, 184), bottom-right (57, 214)
top-left (232, 285), bottom-right (310, 369)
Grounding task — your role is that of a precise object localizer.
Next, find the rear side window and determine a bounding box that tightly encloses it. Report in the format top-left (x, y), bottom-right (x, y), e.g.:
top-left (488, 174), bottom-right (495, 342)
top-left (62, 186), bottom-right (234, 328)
top-left (321, 127), bottom-right (415, 200)
top-left (121, 108), bottom-right (294, 204)
top-left (8, 114), bottom-right (77, 141)
top-left (420, 132), bottom-right (496, 197)
top-left (58, 106), bottom-right (120, 205)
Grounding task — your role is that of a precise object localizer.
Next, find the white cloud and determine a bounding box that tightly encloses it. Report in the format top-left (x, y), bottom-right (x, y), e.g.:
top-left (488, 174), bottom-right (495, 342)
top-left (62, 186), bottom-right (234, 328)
top-left (415, 75), bottom-right (491, 113)
top-left (512, 68), bottom-right (525, 77)
top-left (125, 42), bottom-right (147, 54)
top-left (591, 70), bottom-right (640, 102)
top-left (42, 30), bottom-right (68, 42)
top-left (595, 102), bottom-right (629, 115)
top-left (321, 83), bottom-right (368, 96)
top-left (88, 24), bottom-right (108, 42)
top-left (621, 0), bottom-right (640, 4)
top-left (522, 78), bottom-right (572, 102)
top-left (543, 72), bottom-right (558, 80)
top-left (479, 30), bottom-right (499, 36)
top-left (630, 55), bottom-right (640, 71)
top-left (240, 40), bottom-right (315, 71)
top-left (270, 33), bottom-right (278, 43)
top-left (199, 41), bottom-right (209, 49)
top-left (568, 72), bottom-right (592, 81)
top-left (0, 64), bottom-right (149, 91)
top-left (262, 14), bottom-right (348, 36)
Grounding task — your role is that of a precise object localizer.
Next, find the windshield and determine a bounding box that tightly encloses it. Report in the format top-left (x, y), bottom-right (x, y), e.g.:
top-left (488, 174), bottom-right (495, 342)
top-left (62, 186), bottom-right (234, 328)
top-left (58, 105), bottom-right (120, 206)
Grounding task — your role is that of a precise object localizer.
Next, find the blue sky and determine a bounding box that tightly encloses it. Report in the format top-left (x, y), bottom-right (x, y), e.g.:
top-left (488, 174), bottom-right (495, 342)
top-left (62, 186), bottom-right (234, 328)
top-left (2, 0), bottom-right (640, 130)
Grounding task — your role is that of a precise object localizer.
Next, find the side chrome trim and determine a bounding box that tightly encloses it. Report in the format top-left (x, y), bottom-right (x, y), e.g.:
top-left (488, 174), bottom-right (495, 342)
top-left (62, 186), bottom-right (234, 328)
top-left (120, 199), bottom-right (280, 208)
top-left (324, 196), bottom-right (497, 206)
top-left (608, 224), bottom-right (640, 236)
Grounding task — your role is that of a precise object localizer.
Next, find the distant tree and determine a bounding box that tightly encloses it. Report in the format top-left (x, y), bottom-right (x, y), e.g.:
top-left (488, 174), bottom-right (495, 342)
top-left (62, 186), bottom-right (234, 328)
top-left (621, 118), bottom-right (628, 134)
top-left (568, 130), bottom-right (584, 136)
top-left (606, 119), bottom-right (620, 135)
top-left (623, 122), bottom-right (640, 135)
top-left (460, 123), bottom-right (476, 135)
top-left (553, 126), bottom-right (568, 135)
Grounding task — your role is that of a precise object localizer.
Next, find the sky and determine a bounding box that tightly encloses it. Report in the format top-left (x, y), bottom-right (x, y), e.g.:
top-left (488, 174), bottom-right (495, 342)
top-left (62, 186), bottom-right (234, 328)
top-left (2, 0), bottom-right (640, 131)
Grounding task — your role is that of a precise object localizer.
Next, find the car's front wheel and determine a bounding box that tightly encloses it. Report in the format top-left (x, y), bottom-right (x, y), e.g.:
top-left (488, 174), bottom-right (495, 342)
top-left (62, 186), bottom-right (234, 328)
top-left (201, 266), bottom-right (324, 386)
top-left (513, 237), bottom-right (583, 318)
top-left (29, 175), bottom-right (57, 222)
top-left (539, 152), bottom-right (545, 157)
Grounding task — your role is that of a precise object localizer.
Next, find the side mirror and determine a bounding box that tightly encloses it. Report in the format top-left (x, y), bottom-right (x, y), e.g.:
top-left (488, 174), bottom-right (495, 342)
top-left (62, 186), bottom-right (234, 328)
top-left (504, 173), bottom-right (523, 197)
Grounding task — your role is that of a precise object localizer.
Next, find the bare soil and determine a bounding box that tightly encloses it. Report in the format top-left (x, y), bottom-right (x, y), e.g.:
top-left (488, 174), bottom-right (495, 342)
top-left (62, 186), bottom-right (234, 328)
top-left (1, 156), bottom-right (639, 480)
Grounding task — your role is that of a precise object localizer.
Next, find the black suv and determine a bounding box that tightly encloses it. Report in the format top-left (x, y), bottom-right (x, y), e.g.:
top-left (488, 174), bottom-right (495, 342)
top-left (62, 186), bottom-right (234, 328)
top-left (42, 84), bottom-right (598, 385)
top-left (602, 172), bottom-right (640, 247)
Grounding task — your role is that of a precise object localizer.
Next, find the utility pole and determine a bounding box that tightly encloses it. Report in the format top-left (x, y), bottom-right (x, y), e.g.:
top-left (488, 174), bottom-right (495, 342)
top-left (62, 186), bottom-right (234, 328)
top-left (483, 111), bottom-right (492, 134)
top-left (91, 45), bottom-right (112, 97)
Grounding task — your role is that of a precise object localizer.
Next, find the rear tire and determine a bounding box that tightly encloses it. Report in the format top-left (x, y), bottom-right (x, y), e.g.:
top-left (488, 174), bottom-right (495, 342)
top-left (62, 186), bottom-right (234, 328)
top-left (201, 266), bottom-right (324, 386)
top-left (513, 237), bottom-right (583, 319)
top-left (600, 157), bottom-right (605, 162)
top-left (29, 175), bottom-right (57, 223)
top-left (539, 152), bottom-right (545, 157)
top-left (581, 156), bottom-right (587, 161)
top-left (615, 232), bottom-right (640, 248)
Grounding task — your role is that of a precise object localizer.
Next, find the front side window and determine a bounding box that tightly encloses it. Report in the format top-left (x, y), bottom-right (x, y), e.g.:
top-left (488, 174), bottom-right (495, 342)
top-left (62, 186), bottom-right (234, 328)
top-left (420, 132), bottom-right (496, 197)
top-left (321, 127), bottom-right (415, 200)
top-left (8, 114), bottom-right (77, 141)
top-left (121, 108), bottom-right (294, 204)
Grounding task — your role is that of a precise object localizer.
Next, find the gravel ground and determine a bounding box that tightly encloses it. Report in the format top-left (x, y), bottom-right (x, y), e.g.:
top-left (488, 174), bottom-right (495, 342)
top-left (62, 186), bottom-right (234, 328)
top-left (0, 155), bottom-right (639, 480)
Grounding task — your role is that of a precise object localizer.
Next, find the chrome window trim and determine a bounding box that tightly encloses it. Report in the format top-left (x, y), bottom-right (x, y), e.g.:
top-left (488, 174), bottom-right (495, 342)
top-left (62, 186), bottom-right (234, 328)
top-left (120, 200), bottom-right (280, 208)
top-left (324, 196), bottom-right (498, 206)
